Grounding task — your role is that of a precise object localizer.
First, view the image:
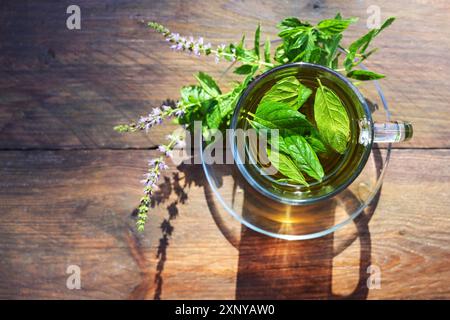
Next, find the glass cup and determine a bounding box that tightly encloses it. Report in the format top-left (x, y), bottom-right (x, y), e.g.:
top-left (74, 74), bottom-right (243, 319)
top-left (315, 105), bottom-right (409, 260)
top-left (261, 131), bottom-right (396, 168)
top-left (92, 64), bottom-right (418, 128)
top-left (230, 62), bottom-right (412, 205)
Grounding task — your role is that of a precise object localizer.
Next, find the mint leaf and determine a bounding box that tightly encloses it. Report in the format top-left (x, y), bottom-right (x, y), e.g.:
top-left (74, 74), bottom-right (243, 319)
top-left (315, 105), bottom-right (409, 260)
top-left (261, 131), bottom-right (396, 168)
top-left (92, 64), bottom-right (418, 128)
top-left (317, 17), bottom-right (357, 36)
top-left (248, 119), bottom-right (290, 154)
top-left (195, 72), bottom-right (221, 97)
top-left (264, 38), bottom-right (271, 63)
top-left (180, 85), bottom-right (211, 106)
top-left (283, 134), bottom-right (324, 182)
top-left (254, 23), bottom-right (261, 58)
top-left (291, 29), bottom-right (317, 62)
top-left (254, 101), bottom-right (313, 134)
top-left (344, 17), bottom-right (395, 71)
top-left (267, 148), bottom-right (308, 186)
top-left (322, 33), bottom-right (342, 68)
top-left (306, 129), bottom-right (328, 153)
top-left (234, 64), bottom-right (255, 75)
top-left (298, 82), bottom-right (313, 107)
top-left (277, 17), bottom-right (312, 30)
top-left (259, 76), bottom-right (312, 110)
top-left (205, 100), bottom-right (221, 129)
top-left (347, 69), bottom-right (385, 80)
top-left (314, 79), bottom-right (350, 154)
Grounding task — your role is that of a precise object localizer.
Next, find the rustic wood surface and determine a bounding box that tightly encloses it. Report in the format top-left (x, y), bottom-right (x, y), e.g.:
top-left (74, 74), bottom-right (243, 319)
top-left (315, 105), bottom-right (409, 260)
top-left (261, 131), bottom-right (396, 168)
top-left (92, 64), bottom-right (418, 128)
top-left (0, 0), bottom-right (449, 299)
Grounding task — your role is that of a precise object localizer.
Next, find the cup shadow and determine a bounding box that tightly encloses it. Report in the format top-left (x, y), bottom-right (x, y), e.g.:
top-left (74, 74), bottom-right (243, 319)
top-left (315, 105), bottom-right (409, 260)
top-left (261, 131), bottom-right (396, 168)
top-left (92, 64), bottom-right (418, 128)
top-left (124, 140), bottom-right (385, 300)
top-left (234, 188), bottom-right (379, 299)
top-left (206, 146), bottom-right (384, 300)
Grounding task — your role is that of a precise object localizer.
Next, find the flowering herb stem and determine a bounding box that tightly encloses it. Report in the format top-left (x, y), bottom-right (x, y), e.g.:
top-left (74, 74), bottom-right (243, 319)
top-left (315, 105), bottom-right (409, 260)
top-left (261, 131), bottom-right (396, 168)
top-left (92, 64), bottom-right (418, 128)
top-left (118, 15), bottom-right (394, 232)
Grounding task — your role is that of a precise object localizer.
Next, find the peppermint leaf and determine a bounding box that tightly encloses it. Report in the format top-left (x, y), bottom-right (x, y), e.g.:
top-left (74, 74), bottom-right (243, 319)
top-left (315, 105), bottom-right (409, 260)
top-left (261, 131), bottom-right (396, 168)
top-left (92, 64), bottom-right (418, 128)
top-left (264, 38), bottom-right (271, 63)
top-left (347, 69), bottom-right (385, 80)
top-left (277, 17), bottom-right (312, 30)
top-left (259, 76), bottom-right (312, 110)
top-left (291, 29), bottom-right (317, 62)
top-left (195, 72), bottom-right (221, 97)
top-left (267, 148), bottom-right (308, 186)
top-left (205, 100), bottom-right (221, 129)
top-left (248, 120), bottom-right (290, 154)
top-left (314, 79), bottom-right (350, 154)
top-left (306, 129), bottom-right (328, 153)
top-left (234, 64), bottom-right (255, 75)
top-left (254, 101), bottom-right (313, 134)
top-left (283, 134), bottom-right (324, 182)
top-left (322, 33), bottom-right (342, 68)
top-left (344, 17), bottom-right (395, 71)
top-left (317, 17), bottom-right (358, 36)
top-left (254, 23), bottom-right (261, 58)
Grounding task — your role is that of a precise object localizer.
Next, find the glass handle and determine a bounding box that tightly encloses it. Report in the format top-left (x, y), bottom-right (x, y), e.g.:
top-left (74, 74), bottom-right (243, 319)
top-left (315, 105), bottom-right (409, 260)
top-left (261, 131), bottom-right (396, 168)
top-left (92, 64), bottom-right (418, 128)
top-left (373, 121), bottom-right (413, 143)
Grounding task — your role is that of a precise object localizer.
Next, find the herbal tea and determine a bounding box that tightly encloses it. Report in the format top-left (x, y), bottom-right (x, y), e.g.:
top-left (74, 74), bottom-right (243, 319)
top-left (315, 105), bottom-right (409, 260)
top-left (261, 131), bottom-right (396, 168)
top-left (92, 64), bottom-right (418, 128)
top-left (237, 66), bottom-right (364, 197)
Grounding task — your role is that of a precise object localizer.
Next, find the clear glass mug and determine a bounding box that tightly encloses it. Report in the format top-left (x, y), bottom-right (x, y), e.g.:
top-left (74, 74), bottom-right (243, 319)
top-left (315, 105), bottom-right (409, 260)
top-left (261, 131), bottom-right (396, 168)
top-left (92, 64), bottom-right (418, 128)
top-left (230, 62), bottom-right (413, 205)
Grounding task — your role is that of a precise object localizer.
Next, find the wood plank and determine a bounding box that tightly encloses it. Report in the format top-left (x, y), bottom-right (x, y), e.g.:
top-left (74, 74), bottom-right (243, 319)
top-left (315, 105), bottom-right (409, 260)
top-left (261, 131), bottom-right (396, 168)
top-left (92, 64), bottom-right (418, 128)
top-left (0, 0), bottom-right (449, 149)
top-left (0, 149), bottom-right (448, 299)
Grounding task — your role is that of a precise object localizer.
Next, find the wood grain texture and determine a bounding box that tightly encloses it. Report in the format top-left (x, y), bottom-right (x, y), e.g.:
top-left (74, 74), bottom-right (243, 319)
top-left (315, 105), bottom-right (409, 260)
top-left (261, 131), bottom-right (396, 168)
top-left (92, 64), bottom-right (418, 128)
top-left (0, 0), bottom-right (449, 300)
top-left (0, 149), bottom-right (448, 299)
top-left (0, 0), bottom-right (449, 148)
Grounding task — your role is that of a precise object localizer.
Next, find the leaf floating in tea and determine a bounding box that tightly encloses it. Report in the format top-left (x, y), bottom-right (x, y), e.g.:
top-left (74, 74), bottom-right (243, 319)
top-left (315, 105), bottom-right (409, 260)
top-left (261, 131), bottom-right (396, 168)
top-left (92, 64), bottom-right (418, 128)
top-left (306, 129), bottom-right (328, 154)
top-left (259, 76), bottom-right (312, 110)
top-left (267, 148), bottom-right (309, 186)
top-left (254, 101), bottom-right (313, 135)
top-left (283, 134), bottom-right (324, 182)
top-left (314, 79), bottom-right (350, 154)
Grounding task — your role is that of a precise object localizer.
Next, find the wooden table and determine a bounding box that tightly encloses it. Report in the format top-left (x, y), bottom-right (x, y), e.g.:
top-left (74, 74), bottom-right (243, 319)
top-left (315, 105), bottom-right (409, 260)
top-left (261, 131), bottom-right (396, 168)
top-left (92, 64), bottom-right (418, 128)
top-left (0, 0), bottom-right (449, 299)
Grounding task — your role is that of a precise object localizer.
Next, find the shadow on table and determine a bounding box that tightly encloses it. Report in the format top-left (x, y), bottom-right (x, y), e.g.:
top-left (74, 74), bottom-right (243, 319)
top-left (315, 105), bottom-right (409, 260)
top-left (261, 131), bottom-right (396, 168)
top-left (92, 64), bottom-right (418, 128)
top-left (126, 145), bottom-right (383, 300)
top-left (234, 189), bottom-right (379, 300)
top-left (206, 146), bottom-right (384, 300)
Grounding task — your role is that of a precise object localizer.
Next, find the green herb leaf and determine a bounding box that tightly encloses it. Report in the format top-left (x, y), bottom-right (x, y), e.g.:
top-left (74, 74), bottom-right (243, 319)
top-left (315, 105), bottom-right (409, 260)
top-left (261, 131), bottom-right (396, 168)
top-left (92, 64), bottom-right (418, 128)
top-left (264, 38), bottom-right (271, 63)
top-left (195, 72), bottom-right (221, 97)
top-left (254, 23), bottom-right (261, 58)
top-left (346, 69), bottom-right (385, 80)
top-left (254, 101), bottom-right (313, 134)
top-left (259, 76), bottom-right (312, 110)
top-left (306, 129), bottom-right (328, 153)
top-left (317, 17), bottom-right (357, 36)
top-left (322, 33), bottom-right (342, 68)
top-left (314, 79), bottom-right (350, 154)
top-left (267, 148), bottom-right (308, 186)
top-left (234, 64), bottom-right (255, 75)
top-left (277, 17), bottom-right (312, 30)
top-left (248, 119), bottom-right (290, 154)
top-left (344, 17), bottom-right (395, 71)
top-left (283, 134), bottom-right (324, 182)
top-left (291, 29), bottom-right (317, 62)
top-left (205, 100), bottom-right (221, 129)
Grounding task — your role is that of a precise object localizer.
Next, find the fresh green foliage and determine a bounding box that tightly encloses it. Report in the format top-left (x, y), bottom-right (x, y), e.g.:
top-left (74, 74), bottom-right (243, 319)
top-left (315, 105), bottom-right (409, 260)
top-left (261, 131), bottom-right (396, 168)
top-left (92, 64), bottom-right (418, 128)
top-left (276, 14), bottom-right (395, 77)
top-left (259, 76), bottom-right (312, 110)
top-left (195, 72), bottom-right (221, 97)
top-left (283, 134), bottom-right (324, 182)
top-left (346, 69), bottom-right (385, 81)
top-left (306, 129), bottom-right (328, 153)
top-left (254, 101), bottom-right (313, 135)
top-left (117, 14), bottom-right (395, 231)
top-left (264, 38), bottom-right (271, 64)
top-left (343, 17), bottom-right (395, 72)
top-left (267, 148), bottom-right (308, 186)
top-left (249, 78), bottom-right (354, 184)
top-left (254, 23), bottom-right (261, 58)
top-left (314, 79), bottom-right (350, 154)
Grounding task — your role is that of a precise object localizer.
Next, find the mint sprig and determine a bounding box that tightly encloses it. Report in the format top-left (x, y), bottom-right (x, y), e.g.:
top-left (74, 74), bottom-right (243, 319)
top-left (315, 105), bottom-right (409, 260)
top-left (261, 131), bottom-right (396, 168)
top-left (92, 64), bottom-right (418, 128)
top-left (116, 14), bottom-right (395, 231)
